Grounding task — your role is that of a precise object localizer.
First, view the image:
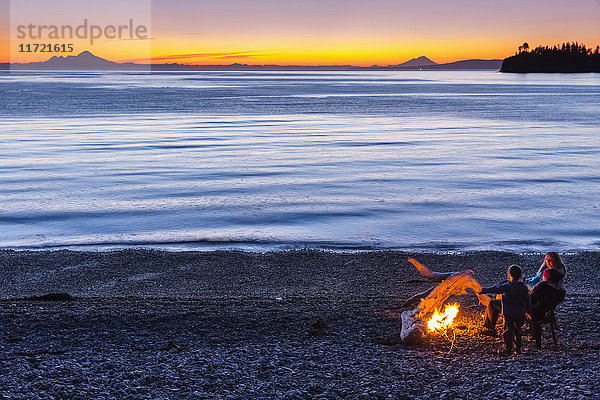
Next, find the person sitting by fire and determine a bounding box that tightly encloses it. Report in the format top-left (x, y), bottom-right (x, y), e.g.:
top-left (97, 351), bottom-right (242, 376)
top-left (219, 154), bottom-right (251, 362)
top-left (526, 251), bottom-right (567, 289)
top-left (529, 267), bottom-right (566, 348)
top-left (478, 265), bottom-right (532, 356)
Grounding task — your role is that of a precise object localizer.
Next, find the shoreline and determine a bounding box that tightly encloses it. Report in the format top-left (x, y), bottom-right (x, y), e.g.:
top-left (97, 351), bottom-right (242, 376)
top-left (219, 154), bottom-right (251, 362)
top-left (2, 249), bottom-right (599, 299)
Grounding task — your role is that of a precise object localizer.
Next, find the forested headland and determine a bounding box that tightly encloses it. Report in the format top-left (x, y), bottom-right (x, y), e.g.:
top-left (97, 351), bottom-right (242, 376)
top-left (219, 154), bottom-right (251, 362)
top-left (501, 42), bottom-right (600, 73)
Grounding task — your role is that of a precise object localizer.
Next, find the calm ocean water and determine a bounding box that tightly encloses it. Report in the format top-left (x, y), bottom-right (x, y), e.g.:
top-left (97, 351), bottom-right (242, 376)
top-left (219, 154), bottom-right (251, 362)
top-left (0, 70), bottom-right (599, 252)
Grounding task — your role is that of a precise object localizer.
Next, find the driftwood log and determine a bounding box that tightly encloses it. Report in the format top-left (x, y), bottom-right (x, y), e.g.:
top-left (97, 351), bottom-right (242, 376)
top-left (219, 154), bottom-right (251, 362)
top-left (400, 258), bottom-right (490, 344)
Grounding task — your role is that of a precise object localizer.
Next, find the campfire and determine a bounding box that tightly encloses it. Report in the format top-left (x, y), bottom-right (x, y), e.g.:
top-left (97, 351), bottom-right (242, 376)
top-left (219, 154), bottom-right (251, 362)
top-left (400, 258), bottom-right (491, 345)
top-left (426, 303), bottom-right (459, 332)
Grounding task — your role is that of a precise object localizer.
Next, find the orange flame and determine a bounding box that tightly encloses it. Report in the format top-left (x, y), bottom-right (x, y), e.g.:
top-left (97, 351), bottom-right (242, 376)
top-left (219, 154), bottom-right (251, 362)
top-left (427, 303), bottom-right (459, 332)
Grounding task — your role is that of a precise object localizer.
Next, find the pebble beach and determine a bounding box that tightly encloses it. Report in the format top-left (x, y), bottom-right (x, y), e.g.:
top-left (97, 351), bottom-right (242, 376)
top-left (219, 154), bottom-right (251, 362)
top-left (1, 250), bottom-right (599, 399)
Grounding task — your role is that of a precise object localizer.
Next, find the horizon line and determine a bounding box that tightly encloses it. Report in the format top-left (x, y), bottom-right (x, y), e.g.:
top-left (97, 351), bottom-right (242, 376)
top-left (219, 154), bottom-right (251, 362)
top-left (5, 51), bottom-right (505, 68)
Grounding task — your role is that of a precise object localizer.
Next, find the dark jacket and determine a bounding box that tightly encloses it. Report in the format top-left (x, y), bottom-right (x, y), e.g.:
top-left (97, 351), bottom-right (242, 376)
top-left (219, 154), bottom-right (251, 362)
top-left (481, 281), bottom-right (532, 319)
top-left (530, 281), bottom-right (566, 321)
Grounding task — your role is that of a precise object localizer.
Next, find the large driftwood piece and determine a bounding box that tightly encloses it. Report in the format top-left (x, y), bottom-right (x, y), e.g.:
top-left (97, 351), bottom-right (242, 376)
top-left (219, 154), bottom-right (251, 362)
top-left (400, 258), bottom-right (490, 344)
top-left (407, 258), bottom-right (457, 282)
top-left (415, 270), bottom-right (489, 318)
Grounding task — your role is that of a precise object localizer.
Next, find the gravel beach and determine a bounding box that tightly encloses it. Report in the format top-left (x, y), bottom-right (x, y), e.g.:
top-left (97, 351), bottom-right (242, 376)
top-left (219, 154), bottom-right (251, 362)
top-left (1, 250), bottom-right (599, 399)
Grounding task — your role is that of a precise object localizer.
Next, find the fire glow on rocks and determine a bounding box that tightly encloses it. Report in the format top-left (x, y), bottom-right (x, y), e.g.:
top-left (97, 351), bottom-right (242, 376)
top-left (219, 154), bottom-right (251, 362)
top-left (426, 303), bottom-right (459, 332)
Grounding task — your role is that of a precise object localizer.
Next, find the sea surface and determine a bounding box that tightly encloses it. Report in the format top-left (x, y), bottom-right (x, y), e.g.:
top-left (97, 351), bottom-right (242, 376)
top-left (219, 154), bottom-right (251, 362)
top-left (0, 70), bottom-right (599, 252)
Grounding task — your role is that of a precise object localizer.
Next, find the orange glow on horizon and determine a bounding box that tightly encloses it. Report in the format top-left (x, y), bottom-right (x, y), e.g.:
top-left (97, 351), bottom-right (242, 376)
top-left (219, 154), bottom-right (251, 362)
top-left (136, 37), bottom-right (536, 66)
top-left (137, 34), bottom-right (520, 65)
top-left (6, 36), bottom-right (600, 66)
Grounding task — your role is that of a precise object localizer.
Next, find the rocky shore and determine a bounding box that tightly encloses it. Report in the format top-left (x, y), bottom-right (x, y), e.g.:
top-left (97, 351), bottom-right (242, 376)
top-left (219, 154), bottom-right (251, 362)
top-left (1, 250), bottom-right (599, 399)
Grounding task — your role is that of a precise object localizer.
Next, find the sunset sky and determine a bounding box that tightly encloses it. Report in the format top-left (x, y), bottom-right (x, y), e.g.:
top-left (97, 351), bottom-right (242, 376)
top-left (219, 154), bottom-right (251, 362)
top-left (2, 0), bottom-right (600, 65)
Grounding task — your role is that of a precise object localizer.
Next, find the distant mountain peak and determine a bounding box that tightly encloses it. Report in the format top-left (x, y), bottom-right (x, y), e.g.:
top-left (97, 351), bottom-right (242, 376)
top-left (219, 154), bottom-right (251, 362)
top-left (73, 51), bottom-right (106, 60)
top-left (413, 56), bottom-right (436, 63)
top-left (30, 51), bottom-right (118, 69)
top-left (396, 56), bottom-right (438, 67)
